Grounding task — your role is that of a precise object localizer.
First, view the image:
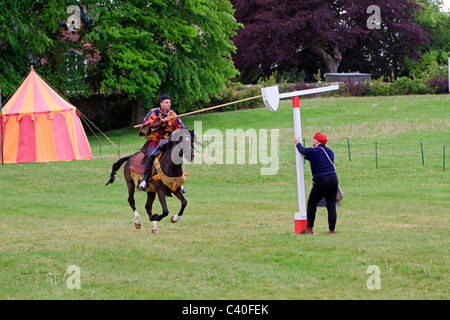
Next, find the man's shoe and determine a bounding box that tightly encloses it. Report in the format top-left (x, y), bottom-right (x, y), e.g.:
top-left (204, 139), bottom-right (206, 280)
top-left (181, 186), bottom-right (186, 193)
top-left (139, 180), bottom-right (147, 191)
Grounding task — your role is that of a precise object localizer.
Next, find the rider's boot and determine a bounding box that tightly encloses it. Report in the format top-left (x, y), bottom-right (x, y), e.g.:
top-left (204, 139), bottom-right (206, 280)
top-left (139, 154), bottom-right (156, 191)
top-left (138, 139), bottom-right (169, 191)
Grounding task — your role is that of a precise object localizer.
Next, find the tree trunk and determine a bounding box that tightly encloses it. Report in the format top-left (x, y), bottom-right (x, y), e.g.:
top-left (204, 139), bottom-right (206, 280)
top-left (311, 45), bottom-right (342, 74)
top-left (130, 97), bottom-right (145, 126)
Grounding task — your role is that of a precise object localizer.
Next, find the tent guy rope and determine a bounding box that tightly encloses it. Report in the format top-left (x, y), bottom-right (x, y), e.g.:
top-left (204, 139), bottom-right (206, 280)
top-left (77, 110), bottom-right (125, 154)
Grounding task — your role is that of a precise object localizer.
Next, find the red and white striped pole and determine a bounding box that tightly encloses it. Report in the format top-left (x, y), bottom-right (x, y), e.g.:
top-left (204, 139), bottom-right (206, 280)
top-left (261, 84), bottom-right (339, 234)
top-left (292, 97), bottom-right (307, 233)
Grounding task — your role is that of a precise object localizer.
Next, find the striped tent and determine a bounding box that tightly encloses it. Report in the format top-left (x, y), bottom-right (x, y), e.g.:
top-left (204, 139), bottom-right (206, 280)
top-left (0, 67), bottom-right (92, 163)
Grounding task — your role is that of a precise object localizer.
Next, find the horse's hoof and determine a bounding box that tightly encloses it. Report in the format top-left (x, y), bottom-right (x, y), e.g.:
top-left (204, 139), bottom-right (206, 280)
top-left (170, 215), bottom-right (178, 223)
top-left (134, 217), bottom-right (141, 229)
top-left (151, 221), bottom-right (158, 234)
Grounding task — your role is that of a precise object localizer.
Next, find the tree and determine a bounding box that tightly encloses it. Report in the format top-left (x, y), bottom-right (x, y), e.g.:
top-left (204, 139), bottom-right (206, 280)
top-left (230, 0), bottom-right (430, 82)
top-left (1, 0), bottom-right (240, 125)
top-left (82, 0), bottom-right (240, 123)
top-left (405, 0), bottom-right (450, 78)
top-left (0, 0), bottom-right (69, 97)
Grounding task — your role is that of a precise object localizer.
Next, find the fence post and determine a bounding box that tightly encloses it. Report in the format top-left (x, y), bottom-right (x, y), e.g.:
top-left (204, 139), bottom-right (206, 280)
top-left (420, 139), bottom-right (424, 166)
top-left (347, 137), bottom-right (351, 162)
top-left (303, 138), bottom-right (305, 164)
top-left (375, 142), bottom-right (378, 169)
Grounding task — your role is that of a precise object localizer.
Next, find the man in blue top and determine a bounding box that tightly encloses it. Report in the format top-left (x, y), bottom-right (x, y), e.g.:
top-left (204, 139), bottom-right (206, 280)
top-left (295, 132), bottom-right (339, 234)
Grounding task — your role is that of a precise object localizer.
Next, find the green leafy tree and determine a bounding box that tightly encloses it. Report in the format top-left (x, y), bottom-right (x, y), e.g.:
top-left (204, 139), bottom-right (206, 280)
top-left (1, 0), bottom-right (240, 125)
top-left (83, 0), bottom-right (240, 123)
top-left (0, 0), bottom-right (68, 97)
top-left (407, 0), bottom-right (450, 78)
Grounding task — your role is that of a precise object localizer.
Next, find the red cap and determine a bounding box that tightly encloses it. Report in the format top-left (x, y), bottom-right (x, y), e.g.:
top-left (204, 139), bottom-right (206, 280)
top-left (313, 132), bottom-right (327, 144)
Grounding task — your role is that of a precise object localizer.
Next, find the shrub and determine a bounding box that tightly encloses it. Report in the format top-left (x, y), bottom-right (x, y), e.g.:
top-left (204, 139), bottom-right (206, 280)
top-left (370, 78), bottom-right (392, 96)
top-left (426, 76), bottom-right (449, 94)
top-left (390, 77), bottom-right (414, 95)
top-left (210, 73), bottom-right (446, 115)
top-left (342, 80), bottom-right (371, 97)
top-left (390, 77), bottom-right (434, 95)
top-left (291, 81), bottom-right (315, 91)
top-left (208, 82), bottom-right (263, 112)
top-left (410, 79), bottom-right (434, 94)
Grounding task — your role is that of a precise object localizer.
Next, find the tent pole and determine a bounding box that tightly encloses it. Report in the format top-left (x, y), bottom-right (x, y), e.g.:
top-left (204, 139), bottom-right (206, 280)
top-left (0, 84), bottom-right (3, 166)
top-left (0, 110), bottom-right (3, 166)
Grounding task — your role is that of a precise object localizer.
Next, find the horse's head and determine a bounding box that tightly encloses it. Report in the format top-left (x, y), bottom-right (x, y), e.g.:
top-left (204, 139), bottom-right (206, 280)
top-left (170, 127), bottom-right (197, 163)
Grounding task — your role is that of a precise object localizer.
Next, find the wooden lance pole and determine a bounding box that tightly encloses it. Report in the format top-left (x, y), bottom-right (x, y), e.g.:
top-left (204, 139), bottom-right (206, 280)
top-left (133, 95), bottom-right (262, 128)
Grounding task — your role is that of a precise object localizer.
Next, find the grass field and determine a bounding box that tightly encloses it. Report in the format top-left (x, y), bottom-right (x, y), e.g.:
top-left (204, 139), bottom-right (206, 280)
top-left (0, 94), bottom-right (448, 300)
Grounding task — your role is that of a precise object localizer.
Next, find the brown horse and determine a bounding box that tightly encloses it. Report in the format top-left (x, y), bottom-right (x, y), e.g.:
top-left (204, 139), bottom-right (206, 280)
top-left (106, 128), bottom-right (197, 234)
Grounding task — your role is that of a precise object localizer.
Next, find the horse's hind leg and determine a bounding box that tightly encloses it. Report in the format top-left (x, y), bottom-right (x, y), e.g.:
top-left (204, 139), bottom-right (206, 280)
top-left (127, 181), bottom-right (141, 229)
top-left (170, 188), bottom-right (187, 223)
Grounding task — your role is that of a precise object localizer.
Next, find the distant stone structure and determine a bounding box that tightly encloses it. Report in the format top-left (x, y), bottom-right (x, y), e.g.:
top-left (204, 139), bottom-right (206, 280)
top-left (325, 73), bottom-right (372, 83)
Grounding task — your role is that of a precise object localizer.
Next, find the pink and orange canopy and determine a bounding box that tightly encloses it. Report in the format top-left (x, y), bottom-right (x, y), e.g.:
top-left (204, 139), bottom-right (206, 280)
top-left (1, 67), bottom-right (92, 163)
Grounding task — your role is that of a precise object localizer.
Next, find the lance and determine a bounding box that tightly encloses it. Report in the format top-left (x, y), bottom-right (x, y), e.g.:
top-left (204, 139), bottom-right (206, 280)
top-left (133, 94), bottom-right (262, 128)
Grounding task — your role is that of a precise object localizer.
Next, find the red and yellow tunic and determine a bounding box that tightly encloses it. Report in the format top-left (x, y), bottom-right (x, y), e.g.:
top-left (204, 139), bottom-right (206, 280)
top-left (138, 108), bottom-right (183, 146)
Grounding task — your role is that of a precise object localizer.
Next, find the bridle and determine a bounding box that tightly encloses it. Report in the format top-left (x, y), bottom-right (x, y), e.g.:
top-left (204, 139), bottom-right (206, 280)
top-left (171, 129), bottom-right (195, 160)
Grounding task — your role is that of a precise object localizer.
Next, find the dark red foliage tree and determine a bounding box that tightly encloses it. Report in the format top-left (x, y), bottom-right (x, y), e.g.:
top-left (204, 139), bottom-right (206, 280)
top-left (231, 0), bottom-right (429, 82)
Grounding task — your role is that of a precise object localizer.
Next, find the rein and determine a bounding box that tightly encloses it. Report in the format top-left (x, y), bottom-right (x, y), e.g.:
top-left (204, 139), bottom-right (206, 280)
top-left (169, 128), bottom-right (196, 159)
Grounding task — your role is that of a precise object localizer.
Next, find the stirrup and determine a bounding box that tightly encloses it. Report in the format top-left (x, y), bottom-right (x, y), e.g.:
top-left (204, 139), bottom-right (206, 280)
top-left (138, 180), bottom-right (147, 191)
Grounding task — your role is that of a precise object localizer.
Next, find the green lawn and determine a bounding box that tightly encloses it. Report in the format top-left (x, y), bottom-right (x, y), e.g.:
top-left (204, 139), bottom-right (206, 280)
top-left (0, 94), bottom-right (448, 300)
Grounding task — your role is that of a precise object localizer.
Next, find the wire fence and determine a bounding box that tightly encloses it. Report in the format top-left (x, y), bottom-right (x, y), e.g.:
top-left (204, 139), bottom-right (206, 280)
top-left (88, 137), bottom-right (136, 158)
top-left (330, 138), bottom-right (447, 172)
top-left (89, 135), bottom-right (448, 173)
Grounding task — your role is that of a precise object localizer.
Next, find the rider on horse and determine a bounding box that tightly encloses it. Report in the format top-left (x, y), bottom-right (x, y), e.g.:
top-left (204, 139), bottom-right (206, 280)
top-left (138, 94), bottom-right (184, 191)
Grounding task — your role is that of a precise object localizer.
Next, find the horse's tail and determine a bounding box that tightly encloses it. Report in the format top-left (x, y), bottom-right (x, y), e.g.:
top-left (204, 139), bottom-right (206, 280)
top-left (105, 155), bottom-right (132, 186)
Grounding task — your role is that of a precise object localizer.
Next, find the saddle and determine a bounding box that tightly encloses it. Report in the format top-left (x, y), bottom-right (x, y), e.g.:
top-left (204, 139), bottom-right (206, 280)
top-left (129, 152), bottom-right (147, 175)
top-left (129, 152), bottom-right (188, 192)
top-left (129, 152), bottom-right (156, 192)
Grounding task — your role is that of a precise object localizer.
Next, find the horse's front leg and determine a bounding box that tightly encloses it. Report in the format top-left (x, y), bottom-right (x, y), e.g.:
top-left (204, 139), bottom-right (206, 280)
top-left (151, 189), bottom-right (169, 222)
top-left (170, 188), bottom-right (187, 223)
top-left (145, 192), bottom-right (159, 234)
